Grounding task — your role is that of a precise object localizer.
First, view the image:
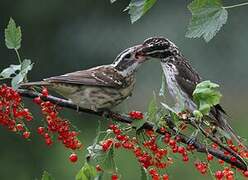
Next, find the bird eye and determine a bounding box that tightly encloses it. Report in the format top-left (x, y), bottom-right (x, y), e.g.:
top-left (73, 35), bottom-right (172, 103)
top-left (125, 53), bottom-right (131, 59)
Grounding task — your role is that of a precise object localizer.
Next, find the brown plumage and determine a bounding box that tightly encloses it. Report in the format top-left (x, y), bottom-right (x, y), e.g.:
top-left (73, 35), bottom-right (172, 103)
top-left (21, 44), bottom-right (148, 111)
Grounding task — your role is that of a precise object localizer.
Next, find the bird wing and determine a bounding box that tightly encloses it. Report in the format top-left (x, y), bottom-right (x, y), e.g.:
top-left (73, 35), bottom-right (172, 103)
top-left (174, 57), bottom-right (201, 98)
top-left (44, 65), bottom-right (127, 88)
top-left (174, 57), bottom-right (227, 115)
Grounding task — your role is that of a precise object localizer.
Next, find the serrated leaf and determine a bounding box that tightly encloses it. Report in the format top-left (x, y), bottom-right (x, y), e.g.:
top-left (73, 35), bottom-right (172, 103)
top-left (140, 167), bottom-right (149, 180)
top-left (132, 118), bottom-right (146, 130)
top-left (186, 0), bottom-right (228, 42)
top-left (20, 59), bottom-right (33, 74)
top-left (159, 75), bottom-right (166, 97)
top-left (161, 102), bottom-right (177, 114)
top-left (11, 73), bottom-right (24, 90)
top-left (41, 171), bottom-right (55, 180)
top-left (87, 145), bottom-right (116, 173)
top-left (76, 162), bottom-right (97, 180)
top-left (0, 64), bottom-right (21, 78)
top-left (193, 80), bottom-right (222, 115)
top-left (10, 59), bottom-right (33, 89)
top-left (5, 18), bottom-right (22, 49)
top-left (147, 93), bottom-right (158, 121)
top-left (127, 0), bottom-right (157, 23)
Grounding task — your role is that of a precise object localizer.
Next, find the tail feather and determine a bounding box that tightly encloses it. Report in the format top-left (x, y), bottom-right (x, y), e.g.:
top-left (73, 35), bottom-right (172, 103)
top-left (220, 117), bottom-right (248, 150)
top-left (20, 81), bottom-right (51, 87)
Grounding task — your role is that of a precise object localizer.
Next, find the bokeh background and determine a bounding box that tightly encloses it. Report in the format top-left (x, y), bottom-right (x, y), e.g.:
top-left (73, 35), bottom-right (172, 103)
top-left (0, 0), bottom-right (248, 179)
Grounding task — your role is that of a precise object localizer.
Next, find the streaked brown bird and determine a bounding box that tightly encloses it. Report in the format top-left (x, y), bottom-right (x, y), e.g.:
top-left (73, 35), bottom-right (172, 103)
top-left (138, 36), bottom-right (245, 147)
top-left (21, 44), bottom-right (147, 112)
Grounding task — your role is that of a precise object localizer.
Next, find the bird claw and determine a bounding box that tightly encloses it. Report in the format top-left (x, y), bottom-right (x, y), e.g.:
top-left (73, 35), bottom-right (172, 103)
top-left (187, 136), bottom-right (197, 145)
top-left (187, 129), bottom-right (200, 145)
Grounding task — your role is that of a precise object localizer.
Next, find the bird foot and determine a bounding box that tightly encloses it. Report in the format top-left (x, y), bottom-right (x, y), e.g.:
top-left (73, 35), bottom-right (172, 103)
top-left (187, 129), bottom-right (200, 145)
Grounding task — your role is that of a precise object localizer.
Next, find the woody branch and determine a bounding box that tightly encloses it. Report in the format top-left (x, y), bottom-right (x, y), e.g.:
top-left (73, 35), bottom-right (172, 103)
top-left (17, 88), bottom-right (247, 170)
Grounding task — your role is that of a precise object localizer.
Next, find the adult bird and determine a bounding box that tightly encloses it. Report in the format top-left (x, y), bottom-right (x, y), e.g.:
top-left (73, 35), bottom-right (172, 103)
top-left (138, 36), bottom-right (245, 147)
top-left (21, 44), bottom-right (148, 112)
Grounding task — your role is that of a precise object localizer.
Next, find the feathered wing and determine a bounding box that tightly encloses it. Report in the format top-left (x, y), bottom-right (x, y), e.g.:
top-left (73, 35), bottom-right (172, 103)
top-left (22, 65), bottom-right (127, 88)
top-left (174, 57), bottom-right (244, 145)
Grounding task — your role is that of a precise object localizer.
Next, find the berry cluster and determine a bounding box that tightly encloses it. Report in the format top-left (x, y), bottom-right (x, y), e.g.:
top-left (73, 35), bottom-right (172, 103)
top-left (0, 84), bottom-right (32, 138)
top-left (33, 87), bottom-right (82, 162)
top-left (98, 110), bottom-right (248, 180)
top-left (129, 111), bottom-right (144, 119)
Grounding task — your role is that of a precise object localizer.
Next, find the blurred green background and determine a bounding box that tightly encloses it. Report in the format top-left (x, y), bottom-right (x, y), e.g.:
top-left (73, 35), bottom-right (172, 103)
top-left (0, 0), bottom-right (248, 179)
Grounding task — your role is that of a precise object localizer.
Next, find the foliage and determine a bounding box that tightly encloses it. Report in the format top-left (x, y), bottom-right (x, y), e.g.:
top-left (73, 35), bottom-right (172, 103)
top-left (1, 17), bottom-right (248, 180)
top-left (41, 171), bottom-right (55, 180)
top-left (1, 18), bottom-right (33, 89)
top-left (76, 162), bottom-right (97, 180)
top-left (5, 17), bottom-right (22, 50)
top-left (186, 0), bottom-right (228, 42)
top-left (193, 80), bottom-right (222, 115)
top-left (111, 0), bottom-right (248, 42)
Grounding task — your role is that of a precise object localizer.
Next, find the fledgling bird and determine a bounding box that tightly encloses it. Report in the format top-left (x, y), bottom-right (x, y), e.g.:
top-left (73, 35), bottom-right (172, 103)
top-left (21, 44), bottom-right (148, 112)
top-left (139, 36), bottom-right (244, 146)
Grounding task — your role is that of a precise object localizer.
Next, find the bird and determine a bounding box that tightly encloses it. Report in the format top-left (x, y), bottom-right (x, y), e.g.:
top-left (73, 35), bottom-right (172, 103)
top-left (138, 36), bottom-right (245, 147)
top-left (20, 44), bottom-right (148, 112)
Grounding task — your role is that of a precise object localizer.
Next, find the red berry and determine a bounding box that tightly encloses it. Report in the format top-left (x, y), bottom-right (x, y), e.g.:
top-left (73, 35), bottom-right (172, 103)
top-left (169, 139), bottom-right (176, 147)
top-left (37, 126), bottom-right (45, 135)
top-left (33, 97), bottom-right (42, 104)
top-left (111, 174), bottom-right (118, 180)
top-left (45, 138), bottom-right (53, 146)
top-left (41, 87), bottom-right (49, 97)
top-left (162, 174), bottom-right (169, 180)
top-left (243, 171), bottom-right (248, 177)
top-left (230, 156), bottom-right (237, 162)
top-left (215, 170), bottom-right (224, 179)
top-left (183, 156), bottom-right (189, 162)
top-left (96, 165), bottom-right (102, 172)
top-left (129, 111), bottom-right (144, 119)
top-left (16, 124), bottom-right (24, 131)
top-left (69, 153), bottom-right (78, 163)
top-left (178, 146), bottom-right (185, 154)
top-left (23, 131), bottom-right (30, 139)
top-left (207, 154), bottom-right (214, 161)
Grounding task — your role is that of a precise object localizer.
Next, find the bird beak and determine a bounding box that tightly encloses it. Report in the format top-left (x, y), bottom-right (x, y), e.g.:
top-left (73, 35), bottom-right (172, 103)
top-left (133, 44), bottom-right (149, 63)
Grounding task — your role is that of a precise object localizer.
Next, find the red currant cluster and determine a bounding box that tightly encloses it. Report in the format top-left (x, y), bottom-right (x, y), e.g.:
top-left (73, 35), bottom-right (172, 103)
top-left (99, 110), bottom-right (248, 180)
top-left (128, 111), bottom-right (144, 119)
top-left (100, 124), bottom-right (170, 180)
top-left (0, 84), bottom-right (32, 138)
top-left (33, 87), bottom-right (82, 162)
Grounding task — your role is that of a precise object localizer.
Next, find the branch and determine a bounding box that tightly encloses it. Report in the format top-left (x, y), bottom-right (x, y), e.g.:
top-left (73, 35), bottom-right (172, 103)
top-left (17, 88), bottom-right (247, 171)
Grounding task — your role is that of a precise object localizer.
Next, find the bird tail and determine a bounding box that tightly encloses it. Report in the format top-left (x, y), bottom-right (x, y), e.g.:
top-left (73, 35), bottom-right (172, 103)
top-left (20, 81), bottom-right (51, 87)
top-left (220, 116), bottom-right (247, 150)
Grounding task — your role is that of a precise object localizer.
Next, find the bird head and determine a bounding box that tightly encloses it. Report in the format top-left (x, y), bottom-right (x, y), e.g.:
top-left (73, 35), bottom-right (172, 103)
top-left (137, 37), bottom-right (180, 59)
top-left (113, 44), bottom-right (148, 76)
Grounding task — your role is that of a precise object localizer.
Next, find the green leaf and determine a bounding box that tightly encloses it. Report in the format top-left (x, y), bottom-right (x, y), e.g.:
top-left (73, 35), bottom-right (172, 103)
top-left (132, 118), bottom-right (146, 130)
top-left (41, 171), bottom-right (55, 180)
top-left (76, 162), bottom-right (97, 180)
top-left (87, 145), bottom-right (116, 173)
top-left (0, 64), bottom-right (21, 78)
top-left (161, 102), bottom-right (177, 114)
top-left (127, 0), bottom-right (157, 23)
top-left (11, 59), bottom-right (33, 89)
top-left (186, 0), bottom-right (228, 42)
top-left (5, 18), bottom-right (22, 49)
top-left (110, 0), bottom-right (117, 3)
top-left (193, 80), bottom-right (222, 115)
top-left (140, 167), bottom-right (149, 180)
top-left (159, 75), bottom-right (166, 97)
top-left (147, 93), bottom-right (158, 121)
